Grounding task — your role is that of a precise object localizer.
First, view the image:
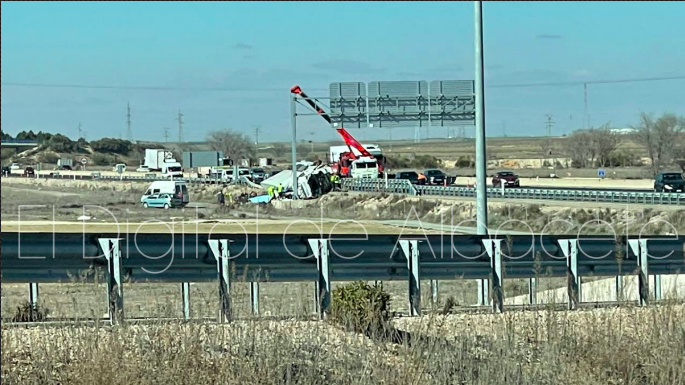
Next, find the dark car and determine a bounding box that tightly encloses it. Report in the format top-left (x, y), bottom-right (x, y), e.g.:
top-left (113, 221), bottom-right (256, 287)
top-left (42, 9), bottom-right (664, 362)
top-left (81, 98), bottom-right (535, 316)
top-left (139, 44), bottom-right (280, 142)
top-left (492, 171), bottom-right (520, 188)
top-left (1, 166), bottom-right (10, 176)
top-left (59, 165), bottom-right (72, 171)
top-left (424, 169), bottom-right (447, 185)
top-left (654, 172), bottom-right (685, 193)
top-left (22, 167), bottom-right (35, 177)
top-left (396, 171), bottom-right (423, 185)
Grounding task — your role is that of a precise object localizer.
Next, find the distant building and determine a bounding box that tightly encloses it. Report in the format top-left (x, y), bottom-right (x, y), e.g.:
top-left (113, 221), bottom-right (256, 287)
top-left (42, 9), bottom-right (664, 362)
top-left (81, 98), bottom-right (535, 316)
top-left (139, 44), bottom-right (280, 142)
top-left (610, 127), bottom-right (638, 135)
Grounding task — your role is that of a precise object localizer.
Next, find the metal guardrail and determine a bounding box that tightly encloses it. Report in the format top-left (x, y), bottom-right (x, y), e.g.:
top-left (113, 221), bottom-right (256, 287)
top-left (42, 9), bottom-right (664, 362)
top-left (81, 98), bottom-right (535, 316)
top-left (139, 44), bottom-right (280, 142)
top-left (342, 179), bottom-right (685, 205)
top-left (2, 232), bottom-right (682, 323)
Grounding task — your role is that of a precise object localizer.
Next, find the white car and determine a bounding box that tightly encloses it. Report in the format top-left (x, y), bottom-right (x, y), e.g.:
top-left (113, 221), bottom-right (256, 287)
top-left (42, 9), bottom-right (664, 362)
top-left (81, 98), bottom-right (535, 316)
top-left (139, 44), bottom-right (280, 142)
top-left (136, 165), bottom-right (150, 173)
top-left (10, 163), bottom-right (21, 170)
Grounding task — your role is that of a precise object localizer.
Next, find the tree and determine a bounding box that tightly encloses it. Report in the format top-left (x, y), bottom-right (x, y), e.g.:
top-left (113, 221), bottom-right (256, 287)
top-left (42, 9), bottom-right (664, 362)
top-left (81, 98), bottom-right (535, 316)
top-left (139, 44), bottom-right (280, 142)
top-left (590, 124), bottom-right (621, 167)
top-left (46, 134), bottom-right (76, 153)
top-left (1, 130), bottom-right (12, 140)
top-left (566, 130), bottom-right (594, 168)
top-left (272, 142), bottom-right (287, 158)
top-left (634, 113), bottom-right (684, 175)
top-left (206, 129), bottom-right (255, 161)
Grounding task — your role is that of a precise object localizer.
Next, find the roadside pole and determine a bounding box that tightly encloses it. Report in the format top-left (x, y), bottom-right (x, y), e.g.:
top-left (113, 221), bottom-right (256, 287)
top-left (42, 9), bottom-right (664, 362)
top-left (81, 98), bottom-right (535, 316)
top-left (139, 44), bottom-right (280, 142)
top-left (475, 0), bottom-right (488, 235)
top-left (290, 94), bottom-right (299, 199)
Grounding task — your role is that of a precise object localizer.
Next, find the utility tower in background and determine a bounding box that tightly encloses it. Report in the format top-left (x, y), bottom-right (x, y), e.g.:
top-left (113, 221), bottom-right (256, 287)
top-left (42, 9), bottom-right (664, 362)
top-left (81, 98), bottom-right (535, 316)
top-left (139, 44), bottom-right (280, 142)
top-left (77, 122), bottom-right (86, 140)
top-left (545, 114), bottom-right (555, 136)
top-left (163, 127), bottom-right (170, 143)
top-left (126, 102), bottom-right (133, 141)
top-left (253, 126), bottom-right (261, 146)
top-left (502, 121), bottom-right (507, 137)
top-left (176, 111), bottom-right (184, 143)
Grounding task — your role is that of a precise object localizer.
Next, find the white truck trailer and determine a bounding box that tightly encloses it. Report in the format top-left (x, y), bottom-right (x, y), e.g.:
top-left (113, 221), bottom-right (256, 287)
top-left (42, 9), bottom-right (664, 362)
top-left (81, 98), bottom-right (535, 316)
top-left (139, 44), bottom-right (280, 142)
top-left (144, 149), bottom-right (183, 177)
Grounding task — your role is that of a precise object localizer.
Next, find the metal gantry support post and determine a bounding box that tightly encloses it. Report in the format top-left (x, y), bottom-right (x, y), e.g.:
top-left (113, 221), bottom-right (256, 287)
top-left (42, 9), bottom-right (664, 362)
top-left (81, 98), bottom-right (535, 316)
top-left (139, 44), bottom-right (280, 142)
top-left (483, 239), bottom-right (504, 313)
top-left (308, 239), bottom-right (331, 319)
top-left (181, 282), bottom-right (191, 320)
top-left (400, 239), bottom-right (421, 316)
top-left (615, 276), bottom-right (624, 302)
top-left (560, 239), bottom-right (581, 310)
top-left (250, 282), bottom-right (260, 316)
top-left (209, 239), bottom-right (232, 322)
top-left (629, 239), bottom-right (650, 306)
top-left (98, 238), bottom-right (124, 324)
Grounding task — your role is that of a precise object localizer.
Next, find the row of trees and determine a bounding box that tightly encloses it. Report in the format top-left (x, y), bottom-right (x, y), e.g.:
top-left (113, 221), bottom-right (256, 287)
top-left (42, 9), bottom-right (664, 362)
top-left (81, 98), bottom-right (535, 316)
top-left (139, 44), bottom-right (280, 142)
top-left (557, 113), bottom-right (683, 174)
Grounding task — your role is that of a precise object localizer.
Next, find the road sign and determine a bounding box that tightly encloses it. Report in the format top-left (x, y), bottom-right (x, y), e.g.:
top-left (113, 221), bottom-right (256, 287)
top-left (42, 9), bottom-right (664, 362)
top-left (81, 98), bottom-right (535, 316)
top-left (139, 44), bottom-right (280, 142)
top-left (81, 158), bottom-right (87, 165)
top-left (598, 168), bottom-right (606, 178)
top-left (327, 80), bottom-right (475, 129)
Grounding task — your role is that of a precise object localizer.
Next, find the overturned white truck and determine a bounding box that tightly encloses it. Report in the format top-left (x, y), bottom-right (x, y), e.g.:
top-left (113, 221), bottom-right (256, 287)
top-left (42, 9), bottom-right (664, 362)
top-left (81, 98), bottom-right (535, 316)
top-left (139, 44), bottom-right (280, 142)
top-left (260, 163), bottom-right (334, 199)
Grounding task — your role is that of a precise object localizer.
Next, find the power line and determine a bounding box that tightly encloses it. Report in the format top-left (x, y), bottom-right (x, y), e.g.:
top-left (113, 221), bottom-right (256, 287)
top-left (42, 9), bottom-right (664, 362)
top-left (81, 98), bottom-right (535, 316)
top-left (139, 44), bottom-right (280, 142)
top-left (489, 75), bottom-right (685, 88)
top-left (2, 76), bottom-right (681, 92)
top-left (0, 82), bottom-right (328, 93)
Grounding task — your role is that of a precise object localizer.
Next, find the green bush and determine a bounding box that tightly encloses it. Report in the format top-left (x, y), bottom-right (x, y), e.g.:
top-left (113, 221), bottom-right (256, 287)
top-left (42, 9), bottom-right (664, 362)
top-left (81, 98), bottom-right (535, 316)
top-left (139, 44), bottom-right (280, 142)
top-left (47, 134), bottom-right (76, 152)
top-left (329, 281), bottom-right (391, 336)
top-left (38, 152), bottom-right (60, 164)
top-left (412, 155), bottom-right (439, 169)
top-left (455, 156), bottom-right (473, 168)
top-left (385, 155), bottom-right (411, 169)
top-left (92, 153), bottom-right (114, 166)
top-left (90, 138), bottom-right (133, 155)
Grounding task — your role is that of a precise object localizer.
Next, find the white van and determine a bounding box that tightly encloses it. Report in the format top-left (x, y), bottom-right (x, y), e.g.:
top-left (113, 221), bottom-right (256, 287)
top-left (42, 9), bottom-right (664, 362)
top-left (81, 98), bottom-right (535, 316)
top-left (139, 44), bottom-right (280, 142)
top-left (141, 181), bottom-right (189, 206)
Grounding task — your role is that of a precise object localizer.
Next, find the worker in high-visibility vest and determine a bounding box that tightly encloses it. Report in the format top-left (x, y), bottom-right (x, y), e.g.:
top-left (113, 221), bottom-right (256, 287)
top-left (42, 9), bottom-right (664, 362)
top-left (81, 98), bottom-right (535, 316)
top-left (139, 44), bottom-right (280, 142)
top-left (267, 185), bottom-right (275, 198)
top-left (330, 174), bottom-right (341, 190)
top-left (276, 183), bottom-right (284, 199)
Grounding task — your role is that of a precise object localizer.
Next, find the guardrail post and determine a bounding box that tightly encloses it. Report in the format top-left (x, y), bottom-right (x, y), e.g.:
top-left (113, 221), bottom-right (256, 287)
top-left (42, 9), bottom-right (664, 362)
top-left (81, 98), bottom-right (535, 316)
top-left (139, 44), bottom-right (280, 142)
top-left (560, 239), bottom-right (581, 310)
top-left (483, 239), bottom-right (504, 313)
top-left (477, 279), bottom-right (489, 306)
top-left (615, 276), bottom-right (624, 302)
top-left (653, 275), bottom-right (662, 301)
top-left (628, 239), bottom-right (649, 306)
top-left (209, 239), bottom-right (232, 322)
top-left (308, 239), bottom-right (331, 319)
top-left (28, 283), bottom-right (39, 312)
top-left (430, 280), bottom-right (439, 309)
top-left (528, 278), bottom-right (537, 305)
top-left (98, 238), bottom-right (124, 324)
top-left (400, 239), bottom-right (421, 316)
top-left (250, 282), bottom-right (260, 316)
top-left (181, 282), bottom-right (191, 320)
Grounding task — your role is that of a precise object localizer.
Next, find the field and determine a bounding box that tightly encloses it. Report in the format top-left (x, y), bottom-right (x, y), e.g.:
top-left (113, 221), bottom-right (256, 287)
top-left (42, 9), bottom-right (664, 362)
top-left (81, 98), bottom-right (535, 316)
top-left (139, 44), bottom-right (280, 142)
top-left (2, 303), bottom-right (684, 384)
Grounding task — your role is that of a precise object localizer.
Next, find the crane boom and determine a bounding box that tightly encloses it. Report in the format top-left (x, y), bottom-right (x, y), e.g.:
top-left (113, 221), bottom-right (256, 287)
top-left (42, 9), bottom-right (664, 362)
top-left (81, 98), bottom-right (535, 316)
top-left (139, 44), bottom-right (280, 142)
top-left (290, 85), bottom-right (372, 159)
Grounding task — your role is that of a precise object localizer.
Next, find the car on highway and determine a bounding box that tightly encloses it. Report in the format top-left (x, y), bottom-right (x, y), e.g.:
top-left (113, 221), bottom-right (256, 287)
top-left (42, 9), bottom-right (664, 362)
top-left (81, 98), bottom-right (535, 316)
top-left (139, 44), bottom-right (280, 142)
top-left (424, 169), bottom-right (447, 185)
top-left (251, 167), bottom-right (267, 183)
top-left (141, 193), bottom-right (182, 209)
top-left (113, 163), bottom-right (127, 173)
top-left (492, 171), bottom-right (520, 188)
top-left (136, 165), bottom-right (150, 173)
top-left (2, 165), bottom-right (11, 176)
top-left (395, 171), bottom-right (424, 185)
top-left (10, 163), bottom-right (21, 171)
top-left (654, 172), bottom-right (685, 193)
top-left (22, 167), bottom-right (35, 177)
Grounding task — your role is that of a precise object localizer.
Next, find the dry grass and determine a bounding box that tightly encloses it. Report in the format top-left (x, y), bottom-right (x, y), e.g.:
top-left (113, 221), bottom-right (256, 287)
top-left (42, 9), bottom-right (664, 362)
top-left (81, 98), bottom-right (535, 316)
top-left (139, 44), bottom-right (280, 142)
top-left (2, 303), bottom-right (683, 384)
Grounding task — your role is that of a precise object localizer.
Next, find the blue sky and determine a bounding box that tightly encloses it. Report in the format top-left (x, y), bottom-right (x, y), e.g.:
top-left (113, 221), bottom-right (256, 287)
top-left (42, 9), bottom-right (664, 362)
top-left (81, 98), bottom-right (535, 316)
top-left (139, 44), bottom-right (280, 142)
top-left (2, 1), bottom-right (684, 142)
